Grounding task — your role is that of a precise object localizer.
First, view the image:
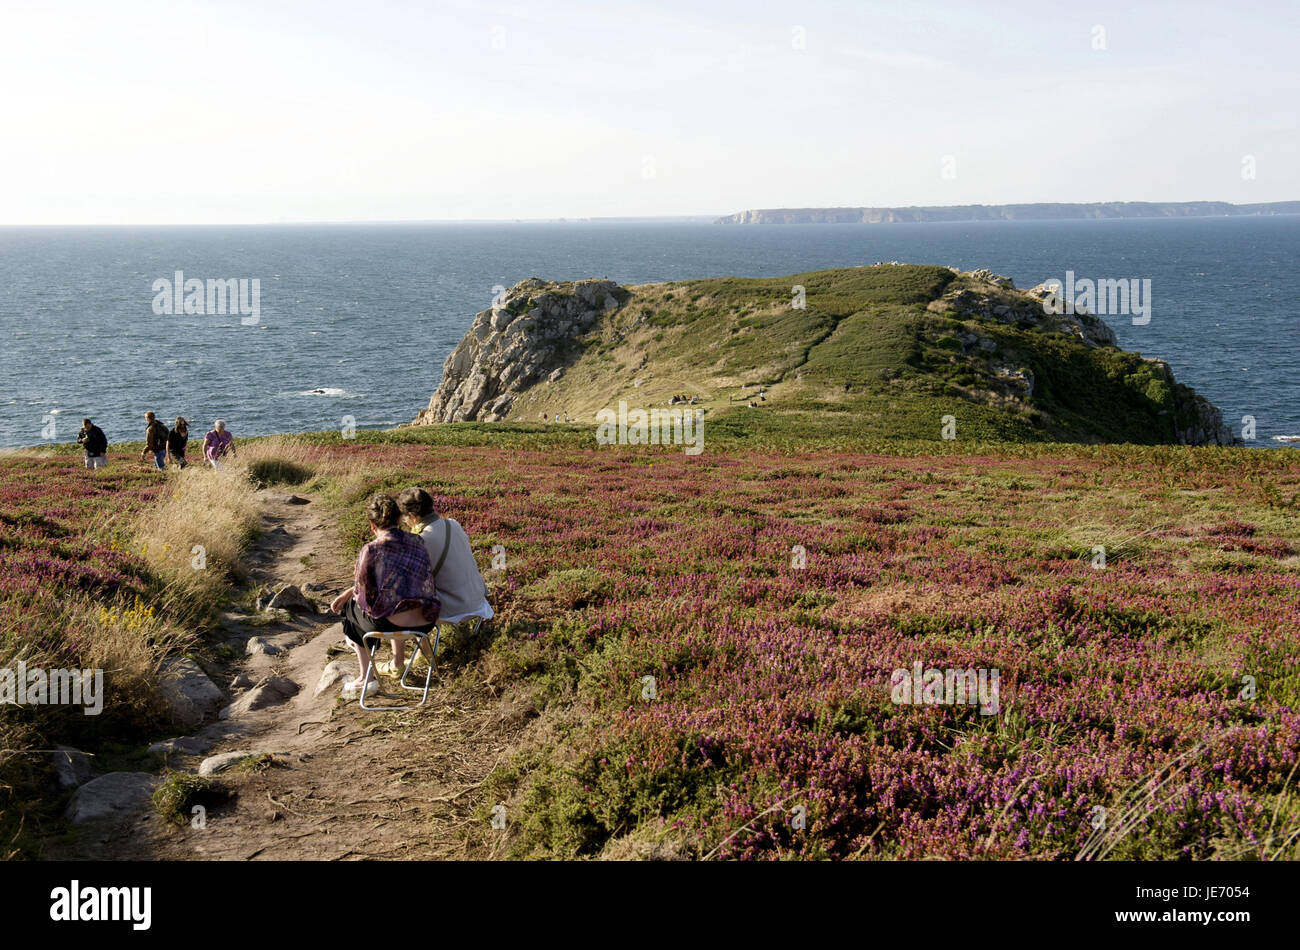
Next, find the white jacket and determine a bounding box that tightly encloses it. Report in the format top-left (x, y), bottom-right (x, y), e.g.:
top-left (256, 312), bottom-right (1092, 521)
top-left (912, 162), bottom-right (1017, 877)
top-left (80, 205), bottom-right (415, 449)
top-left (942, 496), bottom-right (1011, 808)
top-left (415, 517), bottom-right (492, 622)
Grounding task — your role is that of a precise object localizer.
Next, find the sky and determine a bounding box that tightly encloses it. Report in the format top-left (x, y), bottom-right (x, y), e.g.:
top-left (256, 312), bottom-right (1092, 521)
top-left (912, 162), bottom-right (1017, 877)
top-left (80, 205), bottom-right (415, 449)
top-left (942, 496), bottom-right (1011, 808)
top-left (0, 0), bottom-right (1296, 224)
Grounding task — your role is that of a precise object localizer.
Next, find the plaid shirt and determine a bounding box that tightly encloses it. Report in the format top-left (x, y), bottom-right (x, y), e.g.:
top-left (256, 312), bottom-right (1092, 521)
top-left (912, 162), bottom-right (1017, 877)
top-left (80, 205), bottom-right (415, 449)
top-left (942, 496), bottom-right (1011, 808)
top-left (354, 529), bottom-right (441, 622)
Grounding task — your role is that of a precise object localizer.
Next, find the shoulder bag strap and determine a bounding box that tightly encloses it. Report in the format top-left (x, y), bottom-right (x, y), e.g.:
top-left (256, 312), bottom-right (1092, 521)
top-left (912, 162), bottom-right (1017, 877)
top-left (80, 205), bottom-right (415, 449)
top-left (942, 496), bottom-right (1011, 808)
top-left (431, 518), bottom-right (452, 578)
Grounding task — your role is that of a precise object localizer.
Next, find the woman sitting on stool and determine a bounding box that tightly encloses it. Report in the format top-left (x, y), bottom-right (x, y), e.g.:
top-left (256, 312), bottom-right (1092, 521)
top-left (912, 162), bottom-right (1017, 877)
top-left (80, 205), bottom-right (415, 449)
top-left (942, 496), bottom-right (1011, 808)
top-left (329, 494), bottom-right (441, 697)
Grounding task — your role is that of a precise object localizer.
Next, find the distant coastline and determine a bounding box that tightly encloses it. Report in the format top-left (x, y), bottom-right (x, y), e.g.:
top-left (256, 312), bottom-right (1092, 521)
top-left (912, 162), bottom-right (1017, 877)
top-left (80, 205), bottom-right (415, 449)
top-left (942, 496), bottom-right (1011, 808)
top-left (716, 200), bottom-right (1300, 225)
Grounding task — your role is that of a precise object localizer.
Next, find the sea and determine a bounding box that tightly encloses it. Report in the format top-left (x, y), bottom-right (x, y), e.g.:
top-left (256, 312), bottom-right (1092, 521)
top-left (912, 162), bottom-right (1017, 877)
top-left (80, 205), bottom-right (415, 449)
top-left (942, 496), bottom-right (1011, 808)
top-left (1, 215), bottom-right (1297, 450)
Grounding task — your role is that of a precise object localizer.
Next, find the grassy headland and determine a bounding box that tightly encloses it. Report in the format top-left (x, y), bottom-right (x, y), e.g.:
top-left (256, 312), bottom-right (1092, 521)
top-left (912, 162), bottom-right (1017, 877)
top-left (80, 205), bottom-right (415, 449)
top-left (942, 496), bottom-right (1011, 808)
top-left (436, 265), bottom-right (1233, 447)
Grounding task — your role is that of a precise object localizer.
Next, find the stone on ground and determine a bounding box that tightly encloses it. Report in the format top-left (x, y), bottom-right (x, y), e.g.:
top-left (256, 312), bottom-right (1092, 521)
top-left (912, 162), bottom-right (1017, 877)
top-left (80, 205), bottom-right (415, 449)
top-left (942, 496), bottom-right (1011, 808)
top-left (65, 773), bottom-right (158, 823)
top-left (158, 658), bottom-right (224, 727)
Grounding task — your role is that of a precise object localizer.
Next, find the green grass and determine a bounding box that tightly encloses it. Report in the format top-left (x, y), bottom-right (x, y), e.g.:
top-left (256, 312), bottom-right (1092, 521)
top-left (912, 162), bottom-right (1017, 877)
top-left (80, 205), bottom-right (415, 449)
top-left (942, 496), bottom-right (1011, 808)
top-left (477, 263), bottom-right (1229, 446)
top-left (152, 772), bottom-right (226, 826)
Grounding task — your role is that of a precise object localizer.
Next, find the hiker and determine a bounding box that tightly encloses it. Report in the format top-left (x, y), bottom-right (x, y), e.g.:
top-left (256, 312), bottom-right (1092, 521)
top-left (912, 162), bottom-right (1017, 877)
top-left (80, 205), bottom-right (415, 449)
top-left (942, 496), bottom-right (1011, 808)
top-left (376, 487), bottom-right (493, 674)
top-left (77, 418), bottom-right (108, 469)
top-left (141, 412), bottom-right (168, 469)
top-left (168, 417), bottom-right (190, 469)
top-left (203, 420), bottom-right (236, 469)
top-left (329, 494), bottom-right (440, 697)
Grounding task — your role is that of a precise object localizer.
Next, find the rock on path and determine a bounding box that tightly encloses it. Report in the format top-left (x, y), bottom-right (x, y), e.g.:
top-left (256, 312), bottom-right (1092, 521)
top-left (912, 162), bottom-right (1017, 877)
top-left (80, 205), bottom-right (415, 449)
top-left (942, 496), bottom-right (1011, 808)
top-left (158, 658), bottom-right (224, 727)
top-left (219, 676), bottom-right (300, 719)
top-left (66, 773), bottom-right (158, 823)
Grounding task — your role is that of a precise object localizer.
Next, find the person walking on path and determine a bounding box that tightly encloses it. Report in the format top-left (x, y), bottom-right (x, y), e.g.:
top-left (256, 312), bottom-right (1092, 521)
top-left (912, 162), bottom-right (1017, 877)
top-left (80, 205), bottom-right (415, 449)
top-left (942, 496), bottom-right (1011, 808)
top-left (167, 417), bottom-right (190, 469)
top-left (141, 412), bottom-right (168, 469)
top-left (77, 418), bottom-right (108, 470)
top-left (203, 420), bottom-right (236, 469)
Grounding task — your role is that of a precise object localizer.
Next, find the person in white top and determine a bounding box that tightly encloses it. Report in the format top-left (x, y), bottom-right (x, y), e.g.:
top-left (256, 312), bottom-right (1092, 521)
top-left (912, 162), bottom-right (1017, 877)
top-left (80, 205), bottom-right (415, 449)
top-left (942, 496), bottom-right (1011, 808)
top-left (381, 487), bottom-right (493, 672)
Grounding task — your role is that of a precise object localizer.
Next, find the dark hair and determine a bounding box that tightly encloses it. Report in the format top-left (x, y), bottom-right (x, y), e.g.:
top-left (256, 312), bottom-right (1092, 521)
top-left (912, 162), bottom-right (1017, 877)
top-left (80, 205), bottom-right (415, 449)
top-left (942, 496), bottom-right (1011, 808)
top-left (82, 418), bottom-right (92, 427)
top-left (174, 417), bottom-right (188, 433)
top-left (145, 411), bottom-right (156, 421)
top-left (397, 487), bottom-right (435, 519)
top-left (366, 493), bottom-right (402, 529)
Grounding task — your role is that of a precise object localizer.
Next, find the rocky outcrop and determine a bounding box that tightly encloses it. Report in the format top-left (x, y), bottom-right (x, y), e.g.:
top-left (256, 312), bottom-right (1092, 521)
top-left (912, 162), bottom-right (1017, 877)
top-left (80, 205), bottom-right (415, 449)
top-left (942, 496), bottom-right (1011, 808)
top-left (411, 264), bottom-right (1240, 447)
top-left (413, 278), bottom-right (627, 424)
top-left (935, 270), bottom-right (1238, 445)
top-left (930, 270), bottom-right (1119, 348)
top-left (1155, 361), bottom-right (1240, 446)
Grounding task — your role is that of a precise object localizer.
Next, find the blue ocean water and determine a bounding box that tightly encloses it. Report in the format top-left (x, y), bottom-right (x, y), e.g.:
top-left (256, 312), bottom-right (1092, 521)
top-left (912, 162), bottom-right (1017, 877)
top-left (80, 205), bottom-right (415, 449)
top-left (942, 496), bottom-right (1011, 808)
top-left (0, 216), bottom-right (1296, 449)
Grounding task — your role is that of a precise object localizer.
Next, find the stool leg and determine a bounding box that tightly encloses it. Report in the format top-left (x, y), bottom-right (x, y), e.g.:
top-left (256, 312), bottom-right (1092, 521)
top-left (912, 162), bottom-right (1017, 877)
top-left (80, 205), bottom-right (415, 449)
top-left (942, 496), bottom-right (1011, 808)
top-left (359, 636), bottom-right (380, 710)
top-left (399, 640), bottom-right (420, 690)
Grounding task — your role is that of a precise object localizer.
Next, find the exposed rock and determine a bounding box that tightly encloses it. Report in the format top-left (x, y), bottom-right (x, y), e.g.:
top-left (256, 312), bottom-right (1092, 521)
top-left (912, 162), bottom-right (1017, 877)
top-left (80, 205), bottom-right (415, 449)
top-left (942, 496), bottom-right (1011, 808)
top-left (52, 746), bottom-right (96, 789)
top-left (246, 636), bottom-right (285, 657)
top-left (229, 672), bottom-right (255, 690)
top-left (967, 268), bottom-right (1015, 289)
top-left (412, 278), bottom-right (628, 424)
top-left (314, 660), bottom-right (356, 696)
top-left (157, 658), bottom-right (224, 727)
top-left (198, 750), bottom-right (269, 776)
top-left (65, 772), bottom-right (158, 823)
top-left (218, 676), bottom-right (300, 719)
top-left (263, 584), bottom-right (316, 613)
top-left (992, 361), bottom-right (1035, 396)
top-left (1145, 358), bottom-right (1240, 446)
top-left (148, 736), bottom-right (212, 756)
top-left (409, 264), bottom-right (1238, 447)
top-left (932, 273), bottom-right (1118, 348)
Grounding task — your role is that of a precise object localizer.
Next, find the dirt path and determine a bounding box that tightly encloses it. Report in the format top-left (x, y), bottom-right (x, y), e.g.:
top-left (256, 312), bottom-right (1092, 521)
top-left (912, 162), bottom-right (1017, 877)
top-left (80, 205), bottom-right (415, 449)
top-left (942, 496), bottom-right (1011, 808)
top-left (78, 490), bottom-right (525, 860)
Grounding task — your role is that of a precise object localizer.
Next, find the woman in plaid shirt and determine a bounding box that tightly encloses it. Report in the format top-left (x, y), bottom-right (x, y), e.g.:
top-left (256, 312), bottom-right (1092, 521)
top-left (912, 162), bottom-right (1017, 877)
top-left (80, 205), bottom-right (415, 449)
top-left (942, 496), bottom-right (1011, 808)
top-left (330, 494), bottom-right (441, 696)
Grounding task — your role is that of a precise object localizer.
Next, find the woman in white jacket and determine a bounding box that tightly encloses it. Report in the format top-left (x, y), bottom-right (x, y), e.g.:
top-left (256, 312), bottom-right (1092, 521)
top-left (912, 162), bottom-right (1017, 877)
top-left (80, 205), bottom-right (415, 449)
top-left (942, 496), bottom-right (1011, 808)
top-left (377, 487), bottom-right (494, 674)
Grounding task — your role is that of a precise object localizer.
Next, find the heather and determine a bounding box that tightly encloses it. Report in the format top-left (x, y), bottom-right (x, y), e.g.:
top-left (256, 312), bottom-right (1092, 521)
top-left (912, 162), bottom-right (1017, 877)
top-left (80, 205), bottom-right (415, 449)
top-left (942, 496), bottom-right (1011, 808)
top-left (0, 451), bottom-right (261, 854)
top-left (6, 428), bottom-right (1300, 861)
top-left (293, 429), bottom-right (1300, 860)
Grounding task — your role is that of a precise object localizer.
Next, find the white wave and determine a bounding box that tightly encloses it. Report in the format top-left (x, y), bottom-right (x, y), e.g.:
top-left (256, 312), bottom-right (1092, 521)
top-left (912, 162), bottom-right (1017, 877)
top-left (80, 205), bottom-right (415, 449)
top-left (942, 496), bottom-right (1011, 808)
top-left (1270, 435), bottom-right (1300, 443)
top-left (300, 387), bottom-right (346, 397)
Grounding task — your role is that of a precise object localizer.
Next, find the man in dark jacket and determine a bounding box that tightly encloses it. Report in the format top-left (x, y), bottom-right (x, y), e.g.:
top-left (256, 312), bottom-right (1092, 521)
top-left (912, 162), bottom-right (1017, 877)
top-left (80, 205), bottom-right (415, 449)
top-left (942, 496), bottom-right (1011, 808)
top-left (77, 418), bottom-right (108, 470)
top-left (141, 411), bottom-right (168, 469)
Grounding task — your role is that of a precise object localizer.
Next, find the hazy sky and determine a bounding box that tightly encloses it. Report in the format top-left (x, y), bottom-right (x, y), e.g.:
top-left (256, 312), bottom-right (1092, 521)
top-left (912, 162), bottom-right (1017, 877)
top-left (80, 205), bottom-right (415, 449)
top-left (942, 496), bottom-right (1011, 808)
top-left (1, 0), bottom-right (1295, 224)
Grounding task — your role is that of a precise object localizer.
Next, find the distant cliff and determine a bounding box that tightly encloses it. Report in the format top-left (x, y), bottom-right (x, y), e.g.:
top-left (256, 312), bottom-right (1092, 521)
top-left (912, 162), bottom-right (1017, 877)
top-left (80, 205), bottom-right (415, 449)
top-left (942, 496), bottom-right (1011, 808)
top-left (716, 201), bottom-right (1300, 225)
top-left (411, 265), bottom-right (1239, 446)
